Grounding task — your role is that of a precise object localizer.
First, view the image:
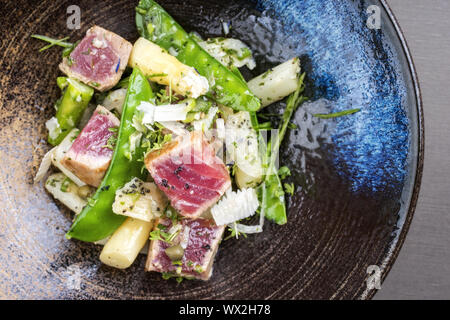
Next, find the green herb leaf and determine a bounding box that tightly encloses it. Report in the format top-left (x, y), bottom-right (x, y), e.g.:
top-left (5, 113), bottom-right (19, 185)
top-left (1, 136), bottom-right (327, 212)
top-left (102, 133), bottom-right (118, 150)
top-left (224, 224), bottom-right (247, 240)
top-left (31, 34), bottom-right (72, 52)
top-left (86, 197), bottom-right (97, 207)
top-left (284, 182), bottom-right (295, 195)
top-left (148, 73), bottom-right (168, 78)
top-left (278, 166), bottom-right (291, 180)
top-left (60, 177), bottom-right (72, 192)
top-left (313, 108), bottom-right (361, 119)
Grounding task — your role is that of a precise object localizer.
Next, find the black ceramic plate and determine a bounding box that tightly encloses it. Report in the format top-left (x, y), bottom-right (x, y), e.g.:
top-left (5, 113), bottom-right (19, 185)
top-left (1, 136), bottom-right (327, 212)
top-left (0, 0), bottom-right (423, 299)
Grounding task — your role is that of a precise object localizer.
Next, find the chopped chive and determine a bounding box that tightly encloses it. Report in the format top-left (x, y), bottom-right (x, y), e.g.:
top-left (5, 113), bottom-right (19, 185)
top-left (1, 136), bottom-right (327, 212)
top-left (148, 73), bottom-right (168, 78)
top-left (313, 108), bottom-right (361, 119)
top-left (31, 35), bottom-right (73, 52)
top-left (60, 177), bottom-right (72, 192)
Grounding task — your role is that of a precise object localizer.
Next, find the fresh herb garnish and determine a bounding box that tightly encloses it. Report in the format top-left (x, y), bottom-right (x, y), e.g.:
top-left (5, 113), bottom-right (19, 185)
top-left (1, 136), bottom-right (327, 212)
top-left (102, 133), bottom-right (118, 150)
top-left (141, 129), bottom-right (172, 154)
top-left (66, 56), bottom-right (74, 67)
top-left (284, 182), bottom-right (295, 195)
top-left (224, 224), bottom-right (247, 240)
top-left (60, 177), bottom-right (72, 192)
top-left (313, 108), bottom-right (361, 119)
top-left (194, 265), bottom-right (204, 274)
top-left (287, 122), bottom-right (298, 129)
top-left (86, 197), bottom-right (97, 207)
top-left (237, 47), bottom-right (252, 60)
top-left (31, 35), bottom-right (72, 52)
top-left (278, 166), bottom-right (291, 180)
top-left (62, 40), bottom-right (80, 59)
top-left (172, 260), bottom-right (183, 266)
top-left (47, 178), bottom-right (58, 187)
top-left (149, 224), bottom-right (180, 244)
top-left (161, 272), bottom-right (185, 284)
top-left (157, 223), bottom-right (167, 230)
top-left (148, 73), bottom-right (168, 78)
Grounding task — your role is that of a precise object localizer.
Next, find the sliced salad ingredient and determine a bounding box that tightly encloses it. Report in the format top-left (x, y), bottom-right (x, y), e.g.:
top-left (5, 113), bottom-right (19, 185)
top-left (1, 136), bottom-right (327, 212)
top-left (135, 0), bottom-right (261, 112)
top-left (158, 121), bottom-right (188, 137)
top-left (191, 105), bottom-right (218, 132)
top-left (100, 217), bottom-right (153, 269)
top-left (197, 37), bottom-right (256, 70)
top-left (247, 57), bottom-right (301, 107)
top-left (136, 99), bottom-right (194, 124)
top-left (61, 105), bottom-right (120, 187)
top-left (102, 88), bottom-right (127, 114)
top-left (129, 37), bottom-right (209, 98)
top-left (112, 177), bottom-right (167, 222)
top-left (225, 111), bottom-right (264, 189)
top-left (51, 128), bottom-right (87, 186)
top-left (210, 188), bottom-right (259, 226)
top-left (47, 77), bottom-right (94, 145)
top-left (144, 131), bottom-right (231, 219)
top-left (66, 68), bottom-right (155, 242)
top-left (59, 26), bottom-right (132, 92)
top-left (45, 173), bottom-right (87, 214)
top-left (146, 218), bottom-right (225, 281)
top-left (34, 147), bottom-right (56, 183)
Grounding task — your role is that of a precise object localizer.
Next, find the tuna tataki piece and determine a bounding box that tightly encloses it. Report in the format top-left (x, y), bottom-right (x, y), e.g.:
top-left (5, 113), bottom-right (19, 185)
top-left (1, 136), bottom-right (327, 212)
top-left (61, 105), bottom-right (119, 187)
top-left (146, 217), bottom-right (225, 280)
top-left (145, 131), bottom-right (231, 219)
top-left (59, 25), bottom-right (132, 92)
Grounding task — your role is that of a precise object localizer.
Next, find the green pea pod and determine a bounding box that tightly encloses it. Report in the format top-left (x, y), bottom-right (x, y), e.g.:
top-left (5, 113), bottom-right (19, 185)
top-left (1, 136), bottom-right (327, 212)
top-left (262, 73), bottom-right (306, 225)
top-left (262, 168), bottom-right (287, 224)
top-left (48, 77), bottom-right (94, 146)
top-left (66, 68), bottom-right (154, 242)
top-left (135, 0), bottom-right (261, 112)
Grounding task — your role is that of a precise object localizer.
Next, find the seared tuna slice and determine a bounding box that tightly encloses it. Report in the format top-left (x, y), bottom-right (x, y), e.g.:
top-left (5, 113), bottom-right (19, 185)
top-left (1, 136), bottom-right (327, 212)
top-left (61, 105), bottom-right (119, 187)
top-left (145, 131), bottom-right (231, 219)
top-left (59, 25), bottom-right (132, 92)
top-left (145, 217), bottom-right (225, 280)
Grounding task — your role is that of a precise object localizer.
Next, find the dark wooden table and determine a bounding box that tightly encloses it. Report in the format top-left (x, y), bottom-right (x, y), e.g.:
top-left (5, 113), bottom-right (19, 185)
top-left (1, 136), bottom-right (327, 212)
top-left (375, 0), bottom-right (450, 300)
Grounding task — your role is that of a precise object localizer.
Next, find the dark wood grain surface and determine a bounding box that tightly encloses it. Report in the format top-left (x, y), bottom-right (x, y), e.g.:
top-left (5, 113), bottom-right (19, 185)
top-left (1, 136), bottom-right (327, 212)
top-left (376, 0), bottom-right (450, 300)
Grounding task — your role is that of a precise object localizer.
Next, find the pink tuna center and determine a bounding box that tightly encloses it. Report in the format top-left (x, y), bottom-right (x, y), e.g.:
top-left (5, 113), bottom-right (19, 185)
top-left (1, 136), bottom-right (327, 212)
top-left (69, 35), bottom-right (119, 82)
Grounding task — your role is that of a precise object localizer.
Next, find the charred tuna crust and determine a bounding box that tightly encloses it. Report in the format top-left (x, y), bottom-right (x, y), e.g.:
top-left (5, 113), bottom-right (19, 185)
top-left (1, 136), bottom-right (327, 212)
top-left (59, 25), bottom-right (132, 92)
top-left (144, 132), bottom-right (231, 219)
top-left (145, 218), bottom-right (225, 280)
top-left (61, 105), bottom-right (119, 187)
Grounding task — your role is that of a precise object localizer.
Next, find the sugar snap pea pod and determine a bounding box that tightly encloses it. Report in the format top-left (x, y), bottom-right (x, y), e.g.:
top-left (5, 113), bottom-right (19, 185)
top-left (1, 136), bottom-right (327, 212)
top-left (48, 77), bottom-right (94, 145)
top-left (66, 68), bottom-right (154, 242)
top-left (135, 0), bottom-right (261, 112)
top-left (262, 142), bottom-right (287, 225)
top-left (263, 73), bottom-right (306, 225)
